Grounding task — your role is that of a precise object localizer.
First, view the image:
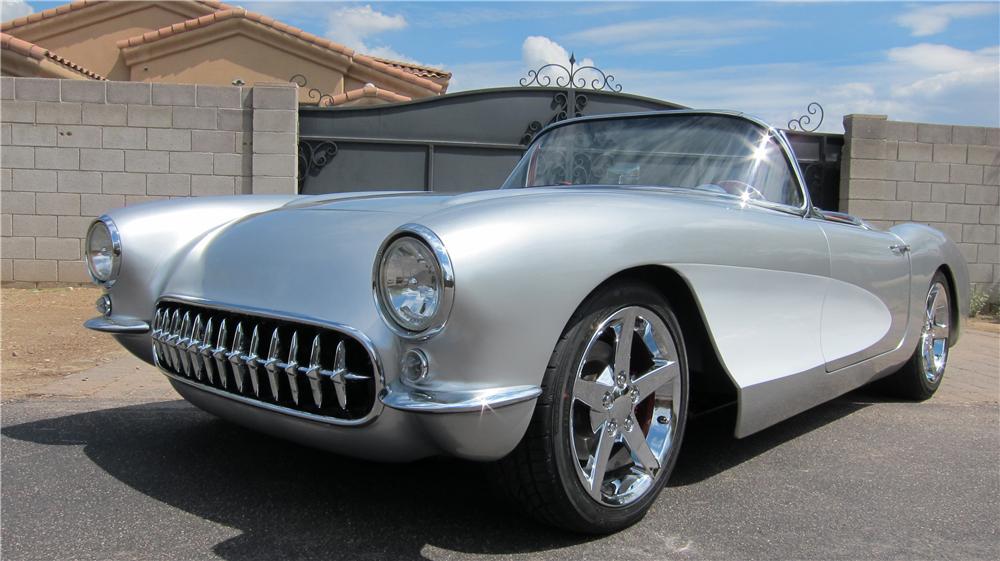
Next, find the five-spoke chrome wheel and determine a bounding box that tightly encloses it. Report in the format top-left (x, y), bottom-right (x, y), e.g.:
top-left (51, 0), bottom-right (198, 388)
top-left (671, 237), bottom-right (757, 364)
top-left (569, 306), bottom-right (683, 507)
top-left (920, 281), bottom-right (950, 383)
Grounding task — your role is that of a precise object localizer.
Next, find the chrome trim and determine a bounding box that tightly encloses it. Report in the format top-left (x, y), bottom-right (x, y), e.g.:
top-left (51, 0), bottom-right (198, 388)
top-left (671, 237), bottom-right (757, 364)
top-left (921, 281), bottom-right (950, 383)
top-left (154, 295), bottom-right (386, 426)
top-left (372, 223), bottom-right (456, 340)
top-left (381, 383), bottom-right (541, 413)
top-left (85, 215), bottom-right (123, 286)
top-left (83, 316), bottom-right (150, 334)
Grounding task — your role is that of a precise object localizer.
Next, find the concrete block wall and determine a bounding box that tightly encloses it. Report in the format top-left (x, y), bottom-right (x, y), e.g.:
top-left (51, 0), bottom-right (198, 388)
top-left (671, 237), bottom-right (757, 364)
top-left (841, 114), bottom-right (1000, 300)
top-left (1, 77), bottom-right (298, 286)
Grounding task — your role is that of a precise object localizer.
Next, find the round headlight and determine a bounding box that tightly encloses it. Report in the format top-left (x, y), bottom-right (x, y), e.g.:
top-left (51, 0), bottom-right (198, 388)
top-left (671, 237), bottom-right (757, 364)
top-left (375, 227), bottom-right (454, 337)
top-left (85, 217), bottom-right (121, 284)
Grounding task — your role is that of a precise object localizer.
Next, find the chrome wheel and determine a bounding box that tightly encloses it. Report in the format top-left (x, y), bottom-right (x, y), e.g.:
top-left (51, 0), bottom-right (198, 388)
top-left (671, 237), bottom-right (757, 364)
top-left (921, 281), bottom-right (950, 383)
top-left (569, 306), bottom-right (683, 507)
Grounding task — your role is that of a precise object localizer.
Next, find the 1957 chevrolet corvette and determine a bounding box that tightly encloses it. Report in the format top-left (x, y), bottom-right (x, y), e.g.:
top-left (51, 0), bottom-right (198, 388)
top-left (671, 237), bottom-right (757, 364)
top-left (84, 110), bottom-right (968, 533)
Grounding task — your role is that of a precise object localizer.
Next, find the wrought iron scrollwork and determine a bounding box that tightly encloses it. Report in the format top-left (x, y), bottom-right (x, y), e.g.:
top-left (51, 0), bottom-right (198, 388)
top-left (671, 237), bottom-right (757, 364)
top-left (298, 140), bottom-right (338, 189)
top-left (519, 53), bottom-right (622, 93)
top-left (787, 102), bottom-right (824, 132)
top-left (290, 74), bottom-right (335, 106)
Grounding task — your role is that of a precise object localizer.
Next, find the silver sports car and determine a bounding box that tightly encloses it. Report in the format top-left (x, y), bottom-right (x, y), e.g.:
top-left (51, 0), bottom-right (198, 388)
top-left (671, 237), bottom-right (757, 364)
top-left (84, 110), bottom-right (969, 533)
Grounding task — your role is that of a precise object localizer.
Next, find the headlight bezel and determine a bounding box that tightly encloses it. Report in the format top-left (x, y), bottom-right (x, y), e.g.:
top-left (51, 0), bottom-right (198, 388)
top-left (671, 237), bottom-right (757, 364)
top-left (373, 224), bottom-right (455, 340)
top-left (85, 215), bottom-right (122, 286)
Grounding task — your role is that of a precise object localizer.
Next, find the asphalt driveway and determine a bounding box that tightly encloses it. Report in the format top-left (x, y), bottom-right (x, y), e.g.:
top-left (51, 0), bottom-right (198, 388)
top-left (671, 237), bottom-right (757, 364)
top-left (2, 328), bottom-right (998, 561)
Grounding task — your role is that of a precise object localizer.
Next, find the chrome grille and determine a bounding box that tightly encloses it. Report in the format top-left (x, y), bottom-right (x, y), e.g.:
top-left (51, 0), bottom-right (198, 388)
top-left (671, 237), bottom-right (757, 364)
top-left (152, 300), bottom-right (380, 424)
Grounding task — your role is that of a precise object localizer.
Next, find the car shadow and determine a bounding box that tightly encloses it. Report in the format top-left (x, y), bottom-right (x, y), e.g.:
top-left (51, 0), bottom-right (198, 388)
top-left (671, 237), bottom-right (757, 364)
top-left (2, 393), bottom-right (871, 559)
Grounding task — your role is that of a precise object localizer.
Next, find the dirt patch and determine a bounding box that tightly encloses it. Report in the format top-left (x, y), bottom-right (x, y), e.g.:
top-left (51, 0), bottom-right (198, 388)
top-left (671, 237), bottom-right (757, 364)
top-left (1, 287), bottom-right (126, 399)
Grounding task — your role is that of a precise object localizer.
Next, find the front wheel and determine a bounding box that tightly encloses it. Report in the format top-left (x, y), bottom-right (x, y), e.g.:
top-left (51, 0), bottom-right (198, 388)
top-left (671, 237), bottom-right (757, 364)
top-left (492, 282), bottom-right (688, 533)
top-left (882, 270), bottom-right (952, 400)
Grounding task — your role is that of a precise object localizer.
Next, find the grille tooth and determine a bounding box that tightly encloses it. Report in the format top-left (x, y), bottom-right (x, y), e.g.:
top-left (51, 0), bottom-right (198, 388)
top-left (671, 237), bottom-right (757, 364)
top-left (213, 319), bottom-right (229, 389)
top-left (200, 317), bottom-right (216, 384)
top-left (152, 302), bottom-right (378, 422)
top-left (227, 322), bottom-right (247, 393)
top-left (285, 331), bottom-right (301, 406)
top-left (264, 328), bottom-right (283, 401)
top-left (245, 325), bottom-right (262, 397)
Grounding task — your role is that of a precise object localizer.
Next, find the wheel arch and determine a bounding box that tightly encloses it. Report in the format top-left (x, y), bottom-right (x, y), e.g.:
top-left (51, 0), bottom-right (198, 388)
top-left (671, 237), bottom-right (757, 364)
top-left (935, 263), bottom-right (962, 348)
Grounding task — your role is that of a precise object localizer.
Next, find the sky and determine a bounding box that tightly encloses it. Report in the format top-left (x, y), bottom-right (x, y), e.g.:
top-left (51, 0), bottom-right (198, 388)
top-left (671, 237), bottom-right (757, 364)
top-left (4, 0), bottom-right (999, 132)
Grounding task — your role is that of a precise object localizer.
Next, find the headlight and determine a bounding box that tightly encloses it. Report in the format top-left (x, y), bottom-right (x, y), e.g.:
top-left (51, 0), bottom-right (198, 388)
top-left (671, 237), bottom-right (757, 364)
top-left (375, 226), bottom-right (454, 338)
top-left (85, 216), bottom-right (121, 285)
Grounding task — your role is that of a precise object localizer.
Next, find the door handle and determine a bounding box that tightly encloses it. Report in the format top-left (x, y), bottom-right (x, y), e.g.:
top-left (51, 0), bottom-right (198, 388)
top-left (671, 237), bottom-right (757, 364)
top-left (889, 243), bottom-right (910, 255)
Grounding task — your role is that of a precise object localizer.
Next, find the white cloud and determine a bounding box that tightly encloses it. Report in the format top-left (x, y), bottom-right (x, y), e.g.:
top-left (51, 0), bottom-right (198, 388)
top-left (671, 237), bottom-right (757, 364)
top-left (566, 17), bottom-right (777, 53)
top-left (522, 36), bottom-right (600, 85)
top-left (325, 4), bottom-right (407, 57)
top-left (895, 2), bottom-right (999, 37)
top-left (1, 0), bottom-right (34, 21)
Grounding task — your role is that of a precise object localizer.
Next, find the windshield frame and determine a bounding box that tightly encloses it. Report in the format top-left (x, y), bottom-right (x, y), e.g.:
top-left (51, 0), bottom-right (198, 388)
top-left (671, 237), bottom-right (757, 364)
top-left (503, 110), bottom-right (813, 217)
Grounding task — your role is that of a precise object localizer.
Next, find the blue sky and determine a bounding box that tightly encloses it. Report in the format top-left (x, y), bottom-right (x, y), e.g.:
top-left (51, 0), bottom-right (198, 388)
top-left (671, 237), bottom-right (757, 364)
top-left (7, 1), bottom-right (999, 132)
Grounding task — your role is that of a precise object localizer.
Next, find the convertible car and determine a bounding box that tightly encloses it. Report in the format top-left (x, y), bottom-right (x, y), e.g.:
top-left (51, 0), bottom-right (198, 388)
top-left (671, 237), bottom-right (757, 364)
top-left (84, 110), bottom-right (968, 533)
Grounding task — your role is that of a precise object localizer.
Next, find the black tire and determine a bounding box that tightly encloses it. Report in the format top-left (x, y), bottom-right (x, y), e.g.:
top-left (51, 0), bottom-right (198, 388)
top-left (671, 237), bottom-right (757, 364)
top-left (491, 281), bottom-right (689, 534)
top-left (881, 270), bottom-right (952, 400)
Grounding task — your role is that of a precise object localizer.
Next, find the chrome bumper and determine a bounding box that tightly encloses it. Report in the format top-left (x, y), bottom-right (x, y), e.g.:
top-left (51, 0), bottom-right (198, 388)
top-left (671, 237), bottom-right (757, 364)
top-left (381, 384), bottom-right (542, 413)
top-left (84, 316), bottom-right (150, 334)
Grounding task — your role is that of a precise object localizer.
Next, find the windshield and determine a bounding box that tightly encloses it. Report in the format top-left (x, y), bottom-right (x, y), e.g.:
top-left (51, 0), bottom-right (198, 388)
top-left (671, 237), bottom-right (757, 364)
top-left (501, 113), bottom-right (804, 208)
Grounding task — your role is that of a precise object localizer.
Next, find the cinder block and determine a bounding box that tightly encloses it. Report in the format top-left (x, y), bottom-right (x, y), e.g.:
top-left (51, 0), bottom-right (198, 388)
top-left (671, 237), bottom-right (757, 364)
top-left (849, 159), bottom-right (886, 180)
top-left (57, 215), bottom-right (95, 238)
top-left (82, 103), bottom-right (126, 126)
top-left (36, 237), bottom-right (80, 260)
top-left (844, 199), bottom-right (911, 222)
top-left (952, 126), bottom-right (987, 146)
top-left (56, 125), bottom-right (102, 148)
top-left (963, 224), bottom-right (996, 244)
top-left (886, 161), bottom-right (914, 181)
top-left (58, 260), bottom-right (90, 283)
top-left (12, 214), bottom-right (56, 236)
top-left (946, 204), bottom-right (980, 224)
top-left (897, 142), bottom-right (932, 162)
top-left (1, 259), bottom-right (10, 282)
top-left (1, 214), bottom-right (10, 236)
top-left (1, 146), bottom-right (34, 168)
top-left (979, 243), bottom-right (1000, 264)
top-left (849, 138), bottom-right (888, 160)
top-left (0, 168), bottom-right (8, 192)
top-left (12, 259), bottom-right (57, 282)
top-left (107, 82), bottom-right (150, 104)
top-left (2, 237), bottom-right (34, 258)
top-left (36, 192), bottom-right (81, 215)
top-left (172, 106), bottom-right (218, 129)
top-left (933, 144), bottom-right (967, 164)
top-left (218, 109), bottom-right (250, 131)
top-left (36, 102), bottom-right (82, 124)
top-left (917, 124), bottom-right (952, 144)
top-left (214, 153), bottom-right (250, 176)
top-left (912, 202), bottom-right (946, 222)
top-left (0, 76), bottom-right (12, 100)
top-left (169, 152), bottom-right (214, 174)
top-left (152, 84), bottom-right (197, 106)
top-left (127, 105), bottom-right (172, 128)
top-left (929, 222), bottom-right (962, 242)
top-left (191, 175), bottom-right (235, 196)
top-left (967, 264), bottom-right (994, 283)
top-left (61, 81), bottom-right (107, 103)
top-left (102, 127), bottom-right (146, 149)
top-left (0, 100), bottom-right (35, 122)
top-left (967, 145), bottom-right (1000, 166)
top-left (196, 85), bottom-right (242, 108)
top-left (966, 185), bottom-right (999, 205)
top-left (3, 191), bottom-right (35, 213)
top-left (849, 179), bottom-right (895, 200)
top-left (252, 110), bottom-right (296, 133)
top-left (235, 132), bottom-right (251, 153)
top-left (1, 123), bottom-right (9, 145)
top-left (11, 123), bottom-right (56, 146)
top-left (986, 166), bottom-right (1000, 186)
top-left (896, 181), bottom-right (930, 201)
top-left (125, 195), bottom-right (168, 207)
top-left (13, 78), bottom-right (59, 101)
top-left (192, 130), bottom-right (234, 153)
top-left (57, 170), bottom-right (102, 193)
top-left (987, 129), bottom-right (1000, 147)
top-left (951, 164), bottom-right (983, 184)
top-left (955, 243), bottom-right (978, 263)
top-left (12, 169), bottom-right (56, 192)
top-left (885, 121), bottom-right (918, 142)
top-left (80, 194), bottom-right (124, 216)
top-left (124, 150), bottom-right (169, 173)
top-left (252, 154), bottom-right (296, 177)
top-left (251, 176), bottom-right (296, 194)
top-left (147, 129), bottom-right (191, 151)
top-left (845, 115), bottom-right (886, 139)
top-left (930, 183), bottom-right (965, 203)
top-left (982, 204), bottom-right (1000, 225)
top-left (146, 174), bottom-right (191, 196)
top-left (915, 162), bottom-right (950, 182)
top-left (80, 148), bottom-right (123, 171)
top-left (251, 132), bottom-right (295, 154)
top-left (102, 173), bottom-right (146, 195)
top-left (34, 147), bottom-right (80, 170)
top-left (251, 85), bottom-right (297, 110)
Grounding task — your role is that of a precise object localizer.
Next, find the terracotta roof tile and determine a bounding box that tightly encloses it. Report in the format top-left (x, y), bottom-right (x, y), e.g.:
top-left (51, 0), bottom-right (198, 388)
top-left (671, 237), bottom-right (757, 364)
top-left (1, 31), bottom-right (107, 79)
top-left (1, 0), bottom-right (233, 32)
top-left (115, 8), bottom-right (447, 94)
top-left (320, 83), bottom-right (412, 106)
top-left (368, 56), bottom-right (451, 80)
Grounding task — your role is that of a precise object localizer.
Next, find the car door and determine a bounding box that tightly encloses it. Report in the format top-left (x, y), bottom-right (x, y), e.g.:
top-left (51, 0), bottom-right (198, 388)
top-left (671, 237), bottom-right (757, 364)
top-left (815, 218), bottom-right (911, 371)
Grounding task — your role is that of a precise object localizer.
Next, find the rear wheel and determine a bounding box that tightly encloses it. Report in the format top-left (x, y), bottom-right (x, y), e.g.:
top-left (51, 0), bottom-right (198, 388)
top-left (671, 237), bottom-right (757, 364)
top-left (492, 282), bottom-right (688, 533)
top-left (883, 271), bottom-right (952, 400)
